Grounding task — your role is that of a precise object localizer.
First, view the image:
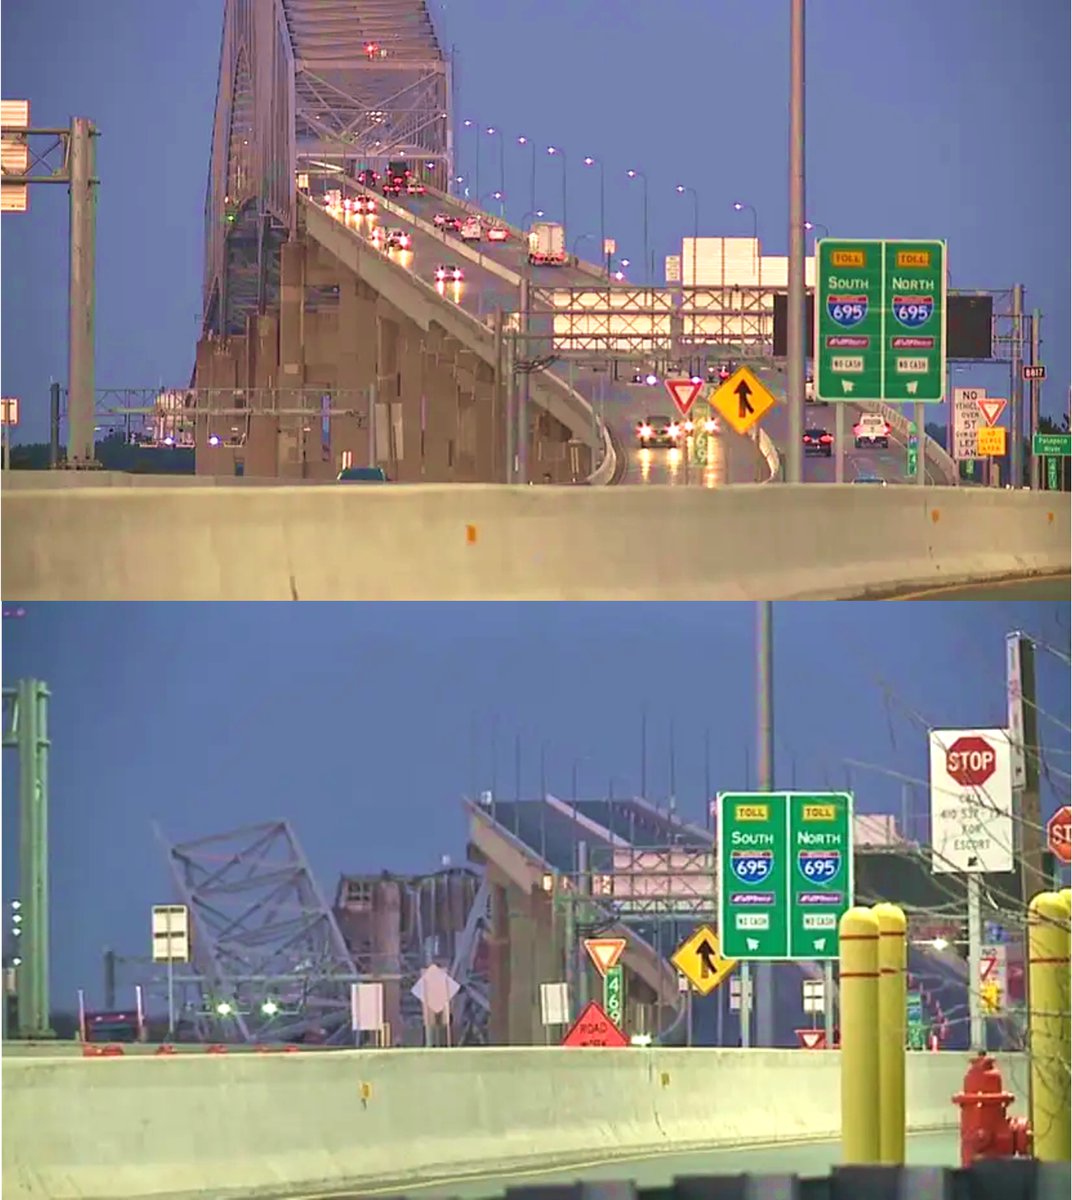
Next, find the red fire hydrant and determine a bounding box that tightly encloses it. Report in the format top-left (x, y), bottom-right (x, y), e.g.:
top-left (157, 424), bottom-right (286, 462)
top-left (952, 1053), bottom-right (1032, 1166)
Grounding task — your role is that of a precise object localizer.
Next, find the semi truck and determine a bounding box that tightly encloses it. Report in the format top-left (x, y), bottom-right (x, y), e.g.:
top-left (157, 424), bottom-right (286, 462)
top-left (528, 221), bottom-right (567, 266)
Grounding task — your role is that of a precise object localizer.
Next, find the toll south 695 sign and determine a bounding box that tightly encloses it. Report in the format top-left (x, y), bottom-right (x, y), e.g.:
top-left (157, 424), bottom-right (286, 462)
top-left (815, 239), bottom-right (946, 405)
top-left (716, 792), bottom-right (854, 962)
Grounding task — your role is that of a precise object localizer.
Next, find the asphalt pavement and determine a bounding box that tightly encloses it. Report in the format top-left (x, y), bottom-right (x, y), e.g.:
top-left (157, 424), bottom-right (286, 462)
top-left (292, 1132), bottom-right (959, 1199)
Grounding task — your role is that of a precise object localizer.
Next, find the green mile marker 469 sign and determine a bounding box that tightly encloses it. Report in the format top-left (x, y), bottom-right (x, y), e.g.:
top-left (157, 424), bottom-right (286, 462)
top-left (815, 239), bottom-right (946, 404)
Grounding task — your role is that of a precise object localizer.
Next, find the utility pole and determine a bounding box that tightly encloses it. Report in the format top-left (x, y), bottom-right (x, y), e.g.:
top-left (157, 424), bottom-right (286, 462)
top-left (785, 0), bottom-right (807, 484)
top-left (1029, 310), bottom-right (1042, 489)
top-left (2, 680), bottom-right (54, 1037)
top-left (1010, 284), bottom-right (1025, 487)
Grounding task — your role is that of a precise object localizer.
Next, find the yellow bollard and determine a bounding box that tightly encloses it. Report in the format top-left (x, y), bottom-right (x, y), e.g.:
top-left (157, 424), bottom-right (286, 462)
top-left (1027, 890), bottom-right (1071, 1162)
top-left (872, 903), bottom-right (907, 1164)
top-left (839, 906), bottom-right (881, 1163)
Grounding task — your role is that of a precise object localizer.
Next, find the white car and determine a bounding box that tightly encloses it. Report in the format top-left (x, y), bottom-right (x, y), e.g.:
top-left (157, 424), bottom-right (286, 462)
top-left (434, 264), bottom-right (464, 284)
top-left (433, 212), bottom-right (452, 227)
top-left (486, 225), bottom-right (508, 242)
top-left (459, 216), bottom-right (482, 241)
top-left (853, 413), bottom-right (890, 449)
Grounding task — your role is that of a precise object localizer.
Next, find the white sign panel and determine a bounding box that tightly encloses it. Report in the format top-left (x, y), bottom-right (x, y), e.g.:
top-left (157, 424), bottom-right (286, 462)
top-left (928, 729), bottom-right (1014, 874)
top-left (665, 254), bottom-right (681, 283)
top-left (350, 982), bottom-right (384, 1032)
top-left (979, 943), bottom-right (1007, 990)
top-left (539, 981), bottom-right (570, 1026)
top-left (802, 978), bottom-right (825, 1014)
top-left (411, 964), bottom-right (460, 1015)
top-left (151, 904), bottom-right (190, 963)
top-left (1005, 634), bottom-right (1027, 791)
top-left (953, 388), bottom-right (986, 462)
top-left (729, 974), bottom-right (742, 1011)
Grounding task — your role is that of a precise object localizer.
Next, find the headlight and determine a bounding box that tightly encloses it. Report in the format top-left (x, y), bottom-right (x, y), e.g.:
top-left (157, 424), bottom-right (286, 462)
top-left (704, 419), bottom-right (716, 433)
top-left (639, 425), bottom-right (652, 437)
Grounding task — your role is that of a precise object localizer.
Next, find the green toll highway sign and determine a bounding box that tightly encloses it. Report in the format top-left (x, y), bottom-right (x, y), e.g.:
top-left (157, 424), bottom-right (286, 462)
top-left (1033, 432), bottom-right (1072, 457)
top-left (815, 239), bottom-right (946, 404)
top-left (716, 792), bottom-right (855, 961)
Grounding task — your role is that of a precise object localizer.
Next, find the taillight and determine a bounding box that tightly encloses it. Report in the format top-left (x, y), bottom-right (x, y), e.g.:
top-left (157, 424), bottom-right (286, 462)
top-left (821, 434), bottom-right (832, 443)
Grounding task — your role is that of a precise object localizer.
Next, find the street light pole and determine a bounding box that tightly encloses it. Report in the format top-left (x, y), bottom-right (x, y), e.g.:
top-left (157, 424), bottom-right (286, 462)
top-left (486, 127), bottom-right (505, 215)
top-left (518, 136), bottom-right (536, 218)
top-left (754, 602), bottom-right (775, 1048)
top-left (627, 170), bottom-right (649, 286)
top-left (675, 185), bottom-right (699, 284)
top-left (786, 0), bottom-right (807, 485)
top-left (584, 156), bottom-right (606, 276)
top-left (547, 146), bottom-right (567, 236)
top-left (462, 119), bottom-right (481, 201)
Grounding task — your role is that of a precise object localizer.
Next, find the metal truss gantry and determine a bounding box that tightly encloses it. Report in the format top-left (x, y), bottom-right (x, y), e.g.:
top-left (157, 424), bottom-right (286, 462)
top-left (204, 0), bottom-right (451, 338)
top-left (161, 820), bottom-right (362, 1044)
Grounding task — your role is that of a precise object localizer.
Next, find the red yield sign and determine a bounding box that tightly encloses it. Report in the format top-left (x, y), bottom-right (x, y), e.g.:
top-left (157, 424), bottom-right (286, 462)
top-left (1047, 805), bottom-right (1072, 865)
top-left (795, 1029), bottom-right (827, 1049)
top-left (664, 377), bottom-right (703, 417)
top-left (945, 736), bottom-right (997, 788)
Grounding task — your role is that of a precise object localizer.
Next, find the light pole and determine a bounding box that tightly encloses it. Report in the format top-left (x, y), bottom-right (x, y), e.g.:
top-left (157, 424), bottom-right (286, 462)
top-left (626, 169), bottom-right (649, 285)
top-left (547, 145), bottom-right (567, 236)
top-left (572, 232), bottom-right (598, 261)
top-left (675, 184), bottom-right (699, 285)
top-left (732, 200), bottom-right (758, 242)
top-left (517, 136), bottom-right (537, 220)
top-left (786, 0), bottom-right (807, 487)
top-left (485, 126), bottom-right (505, 215)
top-left (583, 155), bottom-right (606, 276)
top-left (462, 119), bottom-right (481, 201)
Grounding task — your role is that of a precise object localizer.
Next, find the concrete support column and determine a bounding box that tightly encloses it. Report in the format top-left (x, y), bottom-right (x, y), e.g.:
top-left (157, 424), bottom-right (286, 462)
top-left (487, 882), bottom-right (511, 1045)
top-left (473, 361), bottom-right (497, 482)
top-left (507, 889), bottom-right (539, 1044)
top-left (425, 347), bottom-right (460, 479)
top-left (397, 327), bottom-right (425, 481)
top-left (278, 240), bottom-right (305, 391)
top-left (456, 351), bottom-right (480, 481)
top-left (375, 312), bottom-right (401, 474)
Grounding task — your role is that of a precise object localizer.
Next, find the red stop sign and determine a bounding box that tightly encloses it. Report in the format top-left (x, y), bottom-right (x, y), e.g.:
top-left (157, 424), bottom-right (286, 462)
top-left (1047, 805), bottom-right (1072, 865)
top-left (946, 736), bottom-right (997, 787)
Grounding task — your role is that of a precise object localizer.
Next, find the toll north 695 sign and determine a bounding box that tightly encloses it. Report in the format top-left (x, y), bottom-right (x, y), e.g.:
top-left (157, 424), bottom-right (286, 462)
top-left (716, 792), bottom-right (854, 961)
top-left (815, 239), bottom-right (946, 404)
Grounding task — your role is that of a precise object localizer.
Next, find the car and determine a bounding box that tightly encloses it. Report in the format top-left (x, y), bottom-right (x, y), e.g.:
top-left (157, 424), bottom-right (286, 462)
top-left (854, 413), bottom-right (890, 449)
top-left (803, 427), bottom-right (833, 456)
top-left (853, 470), bottom-right (887, 485)
top-left (337, 465), bottom-right (389, 483)
top-left (384, 227), bottom-right (412, 251)
top-left (433, 212), bottom-right (453, 228)
top-left (805, 375), bottom-right (824, 404)
top-left (636, 415), bottom-right (678, 448)
top-left (486, 225), bottom-right (508, 242)
top-left (442, 215), bottom-right (462, 233)
top-left (459, 216), bottom-right (483, 241)
top-left (434, 264), bottom-right (464, 284)
top-left (356, 194), bottom-right (377, 215)
top-left (356, 169), bottom-right (379, 188)
top-left (406, 180), bottom-right (426, 196)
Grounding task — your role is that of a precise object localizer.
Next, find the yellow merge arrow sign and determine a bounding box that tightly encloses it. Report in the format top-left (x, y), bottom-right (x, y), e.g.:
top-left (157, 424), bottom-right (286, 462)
top-left (670, 924), bottom-right (737, 996)
top-left (710, 365), bottom-right (777, 436)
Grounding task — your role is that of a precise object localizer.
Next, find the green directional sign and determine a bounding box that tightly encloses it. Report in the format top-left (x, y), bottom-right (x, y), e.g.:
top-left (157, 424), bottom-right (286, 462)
top-left (603, 964), bottom-right (623, 1028)
top-left (906, 990), bottom-right (927, 1050)
top-left (1033, 432), bottom-right (1072, 457)
top-left (1047, 457), bottom-right (1060, 491)
top-left (815, 239), bottom-right (946, 404)
top-left (716, 792), bottom-right (854, 961)
top-left (907, 421), bottom-right (918, 477)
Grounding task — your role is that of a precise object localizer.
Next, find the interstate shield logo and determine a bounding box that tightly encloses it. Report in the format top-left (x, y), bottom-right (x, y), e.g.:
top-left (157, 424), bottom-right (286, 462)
top-left (796, 849), bottom-right (841, 885)
top-left (731, 849), bottom-right (774, 886)
top-left (827, 294), bottom-right (868, 328)
top-left (892, 294), bottom-right (934, 328)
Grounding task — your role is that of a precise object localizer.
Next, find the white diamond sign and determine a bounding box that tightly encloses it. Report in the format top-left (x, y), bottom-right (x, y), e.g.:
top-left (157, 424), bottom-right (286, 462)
top-left (411, 964), bottom-right (460, 1015)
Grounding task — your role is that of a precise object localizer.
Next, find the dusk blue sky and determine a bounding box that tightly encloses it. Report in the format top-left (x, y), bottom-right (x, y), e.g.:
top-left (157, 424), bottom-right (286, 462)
top-left (2, 0), bottom-right (1069, 446)
top-left (2, 601), bottom-right (1069, 1010)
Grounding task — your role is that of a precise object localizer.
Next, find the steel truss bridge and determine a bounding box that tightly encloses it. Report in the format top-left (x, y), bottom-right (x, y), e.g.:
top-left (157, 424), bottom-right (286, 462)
top-left (204, 0), bottom-right (452, 338)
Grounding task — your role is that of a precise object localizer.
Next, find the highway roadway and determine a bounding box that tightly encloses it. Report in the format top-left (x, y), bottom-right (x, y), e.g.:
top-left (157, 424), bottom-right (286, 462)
top-left (319, 186), bottom-right (764, 486)
top-left (292, 1132), bottom-right (959, 1199)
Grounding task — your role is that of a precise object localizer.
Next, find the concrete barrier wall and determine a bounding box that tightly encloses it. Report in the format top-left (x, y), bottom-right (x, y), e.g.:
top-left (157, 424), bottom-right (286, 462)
top-left (1, 1049), bottom-right (1026, 1200)
top-left (3, 482), bottom-right (1067, 601)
